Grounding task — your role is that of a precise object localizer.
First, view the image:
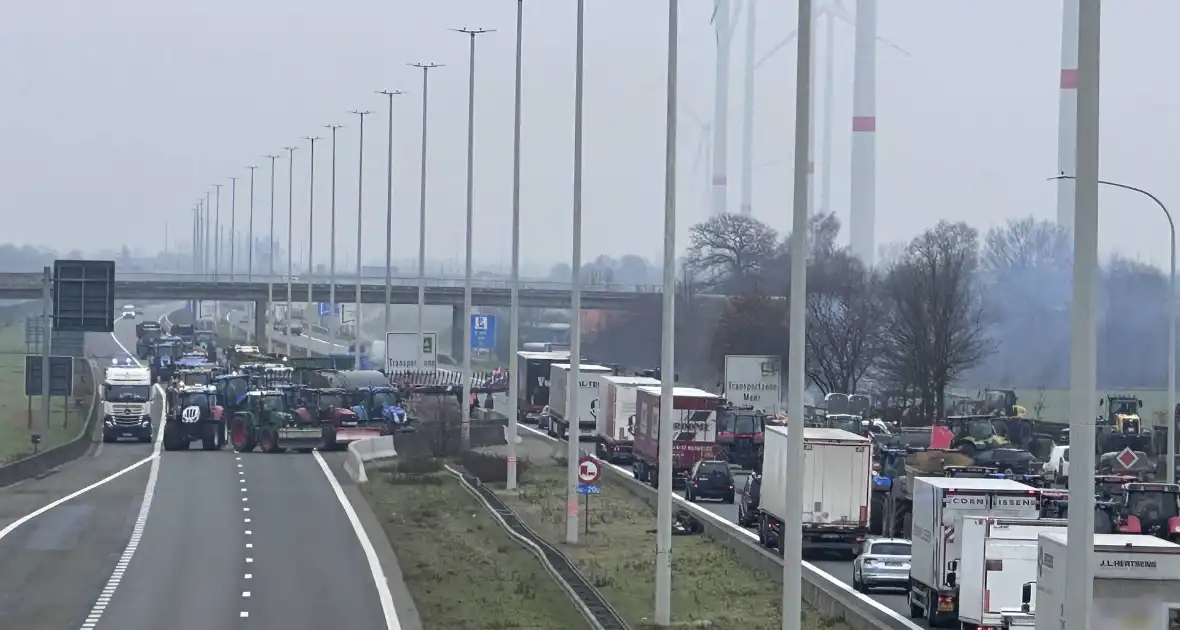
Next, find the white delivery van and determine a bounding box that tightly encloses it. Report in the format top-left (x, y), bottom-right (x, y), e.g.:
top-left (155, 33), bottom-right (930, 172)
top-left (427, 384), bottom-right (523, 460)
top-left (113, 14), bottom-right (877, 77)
top-left (955, 516), bottom-right (1066, 629)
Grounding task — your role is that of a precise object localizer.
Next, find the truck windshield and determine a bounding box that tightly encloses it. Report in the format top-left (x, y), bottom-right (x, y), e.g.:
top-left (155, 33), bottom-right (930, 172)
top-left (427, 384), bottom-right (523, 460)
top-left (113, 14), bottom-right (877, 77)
top-left (105, 385), bottom-right (151, 401)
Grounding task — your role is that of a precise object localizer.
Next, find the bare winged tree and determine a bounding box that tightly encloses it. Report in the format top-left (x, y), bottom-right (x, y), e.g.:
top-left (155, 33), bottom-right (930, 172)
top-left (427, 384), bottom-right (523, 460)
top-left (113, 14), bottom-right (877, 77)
top-left (686, 213), bottom-right (779, 292)
top-left (805, 251), bottom-right (885, 394)
top-left (880, 221), bottom-right (994, 420)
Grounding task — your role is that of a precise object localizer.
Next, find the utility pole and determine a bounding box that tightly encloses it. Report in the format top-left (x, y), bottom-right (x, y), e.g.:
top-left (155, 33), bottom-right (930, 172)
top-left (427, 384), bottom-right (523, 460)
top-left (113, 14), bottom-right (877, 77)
top-left (303, 135), bottom-right (322, 331)
top-left (565, 2), bottom-right (586, 546)
top-left (228, 176), bottom-right (239, 281)
top-left (350, 110), bottom-right (373, 369)
top-left (212, 183), bottom-right (224, 281)
top-left (451, 25), bottom-right (495, 451)
top-left (377, 89), bottom-right (404, 338)
top-left (246, 165), bottom-right (257, 281)
top-left (263, 154), bottom-right (280, 354)
top-left (409, 63), bottom-right (443, 370)
top-left (506, 1), bottom-right (524, 491)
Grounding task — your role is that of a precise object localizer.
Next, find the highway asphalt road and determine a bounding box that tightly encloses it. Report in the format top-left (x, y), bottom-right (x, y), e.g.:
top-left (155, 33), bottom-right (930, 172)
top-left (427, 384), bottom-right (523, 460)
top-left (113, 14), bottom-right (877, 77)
top-left (0, 306), bottom-right (410, 630)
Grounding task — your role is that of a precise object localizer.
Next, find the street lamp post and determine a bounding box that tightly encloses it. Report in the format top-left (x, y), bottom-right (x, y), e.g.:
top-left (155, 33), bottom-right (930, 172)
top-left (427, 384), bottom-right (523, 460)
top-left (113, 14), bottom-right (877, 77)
top-left (506, 1), bottom-right (525, 491)
top-left (409, 63), bottom-right (442, 370)
top-left (204, 191), bottom-right (211, 281)
top-left (564, 0), bottom-right (587, 547)
top-left (1065, 0), bottom-right (1100, 627)
top-left (654, 1), bottom-right (679, 624)
top-left (452, 26), bottom-right (495, 452)
top-left (247, 165), bottom-right (257, 282)
top-left (283, 145), bottom-right (299, 356)
top-left (264, 154), bottom-right (281, 354)
top-left (351, 110), bottom-right (373, 370)
top-left (303, 135), bottom-right (322, 333)
top-left (377, 90), bottom-right (404, 339)
top-left (783, 0), bottom-right (814, 628)
top-left (212, 184), bottom-right (224, 282)
top-left (1053, 174), bottom-right (1176, 484)
top-left (228, 176), bottom-right (239, 281)
top-left (325, 124), bottom-right (345, 338)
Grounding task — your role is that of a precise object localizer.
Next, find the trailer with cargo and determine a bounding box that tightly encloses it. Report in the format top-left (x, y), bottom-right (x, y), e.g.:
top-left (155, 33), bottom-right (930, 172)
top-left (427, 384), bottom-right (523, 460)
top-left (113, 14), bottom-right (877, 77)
top-left (547, 362), bottom-right (612, 441)
top-left (1029, 532), bottom-right (1180, 629)
top-left (756, 426), bottom-right (873, 556)
top-left (907, 476), bottom-right (1041, 627)
top-left (631, 387), bottom-right (722, 487)
top-left (515, 350), bottom-right (570, 424)
top-left (953, 516), bottom-right (1066, 630)
top-left (595, 375), bottom-right (660, 464)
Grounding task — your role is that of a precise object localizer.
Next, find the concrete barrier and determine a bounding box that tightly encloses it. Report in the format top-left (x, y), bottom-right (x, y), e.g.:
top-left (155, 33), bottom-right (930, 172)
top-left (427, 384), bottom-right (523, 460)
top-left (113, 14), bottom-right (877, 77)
top-left (344, 435), bottom-right (399, 484)
top-left (0, 358), bottom-right (102, 488)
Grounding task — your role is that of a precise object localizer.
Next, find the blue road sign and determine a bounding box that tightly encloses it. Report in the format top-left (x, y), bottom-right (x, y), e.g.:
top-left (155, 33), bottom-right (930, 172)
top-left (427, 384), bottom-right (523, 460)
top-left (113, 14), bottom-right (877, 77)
top-left (577, 484), bottom-right (600, 495)
top-left (318, 302), bottom-right (339, 317)
top-left (470, 314), bottom-right (497, 349)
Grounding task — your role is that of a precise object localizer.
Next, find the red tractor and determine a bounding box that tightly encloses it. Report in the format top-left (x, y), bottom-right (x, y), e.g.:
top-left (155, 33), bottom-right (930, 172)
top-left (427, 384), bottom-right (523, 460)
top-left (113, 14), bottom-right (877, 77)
top-left (1113, 482), bottom-right (1180, 543)
top-left (292, 387), bottom-right (380, 451)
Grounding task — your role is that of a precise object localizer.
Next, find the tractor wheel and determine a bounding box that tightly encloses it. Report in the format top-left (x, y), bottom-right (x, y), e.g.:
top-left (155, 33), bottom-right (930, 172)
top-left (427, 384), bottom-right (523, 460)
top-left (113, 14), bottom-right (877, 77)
top-left (201, 423), bottom-right (219, 451)
top-left (232, 418), bottom-right (255, 452)
top-left (163, 423), bottom-right (180, 451)
top-left (321, 426), bottom-right (339, 451)
top-left (259, 427), bottom-right (283, 453)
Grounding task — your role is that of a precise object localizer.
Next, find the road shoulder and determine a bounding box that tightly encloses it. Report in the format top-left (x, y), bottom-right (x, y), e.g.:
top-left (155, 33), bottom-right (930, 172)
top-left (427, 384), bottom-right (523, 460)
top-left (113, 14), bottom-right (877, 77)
top-left (342, 481), bottom-right (425, 630)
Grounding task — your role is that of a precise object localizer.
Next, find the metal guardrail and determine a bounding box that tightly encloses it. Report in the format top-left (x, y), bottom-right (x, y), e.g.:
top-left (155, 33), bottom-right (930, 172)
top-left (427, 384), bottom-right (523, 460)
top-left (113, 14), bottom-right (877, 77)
top-left (446, 464), bottom-right (630, 630)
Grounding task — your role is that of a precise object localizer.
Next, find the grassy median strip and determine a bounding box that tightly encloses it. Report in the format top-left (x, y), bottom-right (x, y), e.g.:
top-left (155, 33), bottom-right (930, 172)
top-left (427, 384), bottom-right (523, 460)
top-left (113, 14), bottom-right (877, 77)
top-left (360, 462), bottom-right (594, 630)
top-left (0, 325), bottom-right (85, 463)
top-left (496, 457), bottom-right (850, 630)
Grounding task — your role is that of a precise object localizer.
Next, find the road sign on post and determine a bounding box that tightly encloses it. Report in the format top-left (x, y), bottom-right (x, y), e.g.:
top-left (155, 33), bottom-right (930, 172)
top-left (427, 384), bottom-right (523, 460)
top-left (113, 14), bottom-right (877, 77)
top-left (385, 332), bottom-right (438, 372)
top-left (52, 260), bottom-right (116, 332)
top-left (470, 314), bottom-right (497, 350)
top-left (318, 302), bottom-right (339, 317)
top-left (24, 316), bottom-right (44, 350)
top-left (24, 355), bottom-right (73, 397)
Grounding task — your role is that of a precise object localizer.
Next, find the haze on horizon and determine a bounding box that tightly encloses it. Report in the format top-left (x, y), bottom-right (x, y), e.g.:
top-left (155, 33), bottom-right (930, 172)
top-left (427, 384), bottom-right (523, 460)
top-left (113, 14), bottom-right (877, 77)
top-left (2, 0), bottom-right (1178, 271)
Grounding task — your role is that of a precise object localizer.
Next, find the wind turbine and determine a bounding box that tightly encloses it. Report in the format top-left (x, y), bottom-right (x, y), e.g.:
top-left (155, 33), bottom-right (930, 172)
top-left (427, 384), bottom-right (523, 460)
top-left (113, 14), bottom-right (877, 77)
top-left (683, 102), bottom-right (714, 216)
top-left (708, 0), bottom-right (743, 216)
top-left (751, 0), bottom-right (908, 263)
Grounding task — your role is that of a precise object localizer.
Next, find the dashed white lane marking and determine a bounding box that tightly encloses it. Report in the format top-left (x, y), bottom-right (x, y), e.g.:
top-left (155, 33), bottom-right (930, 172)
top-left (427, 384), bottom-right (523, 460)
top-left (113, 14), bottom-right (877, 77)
top-left (312, 449), bottom-right (402, 629)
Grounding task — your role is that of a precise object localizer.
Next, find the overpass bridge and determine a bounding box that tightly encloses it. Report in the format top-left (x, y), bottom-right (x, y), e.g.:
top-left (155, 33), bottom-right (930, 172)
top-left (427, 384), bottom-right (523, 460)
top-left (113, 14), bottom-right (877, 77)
top-left (0, 272), bottom-right (666, 309)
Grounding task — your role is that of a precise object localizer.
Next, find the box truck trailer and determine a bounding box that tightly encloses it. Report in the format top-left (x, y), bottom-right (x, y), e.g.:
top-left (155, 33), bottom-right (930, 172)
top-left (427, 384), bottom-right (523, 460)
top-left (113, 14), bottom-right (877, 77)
top-left (908, 476), bottom-right (1040, 627)
top-left (547, 362), bottom-right (612, 441)
top-left (756, 426), bottom-right (873, 556)
top-left (954, 516), bottom-right (1066, 629)
top-left (596, 375), bottom-right (660, 464)
top-left (632, 387), bottom-right (722, 486)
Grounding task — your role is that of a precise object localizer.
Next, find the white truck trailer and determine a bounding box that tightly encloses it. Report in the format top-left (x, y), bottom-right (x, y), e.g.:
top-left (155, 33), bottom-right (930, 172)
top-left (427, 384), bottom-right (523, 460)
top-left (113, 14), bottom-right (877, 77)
top-left (908, 476), bottom-right (1040, 627)
top-left (955, 516), bottom-right (1067, 630)
top-left (1032, 532), bottom-right (1180, 630)
top-left (595, 375), bottom-right (660, 464)
top-left (547, 363), bottom-right (613, 441)
top-left (757, 426), bottom-right (873, 556)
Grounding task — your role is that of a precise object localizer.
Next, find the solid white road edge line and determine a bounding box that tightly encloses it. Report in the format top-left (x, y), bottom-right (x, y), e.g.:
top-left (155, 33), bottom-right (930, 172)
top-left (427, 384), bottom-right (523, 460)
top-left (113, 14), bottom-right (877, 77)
top-left (311, 449), bottom-right (401, 630)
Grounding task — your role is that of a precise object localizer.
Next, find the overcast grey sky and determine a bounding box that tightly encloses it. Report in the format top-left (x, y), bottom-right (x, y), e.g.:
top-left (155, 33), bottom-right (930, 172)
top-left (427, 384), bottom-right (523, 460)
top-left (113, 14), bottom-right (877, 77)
top-left (2, 1), bottom-right (1178, 271)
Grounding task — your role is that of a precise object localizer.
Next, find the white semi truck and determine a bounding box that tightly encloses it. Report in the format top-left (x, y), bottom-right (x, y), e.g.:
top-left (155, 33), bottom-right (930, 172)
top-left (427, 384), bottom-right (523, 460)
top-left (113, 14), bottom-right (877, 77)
top-left (595, 374), bottom-right (660, 464)
top-left (101, 361), bottom-right (154, 443)
top-left (954, 516), bottom-right (1066, 629)
top-left (547, 363), bottom-right (613, 441)
top-left (1031, 532), bottom-right (1180, 629)
top-left (907, 476), bottom-right (1041, 627)
top-left (757, 426), bottom-right (873, 556)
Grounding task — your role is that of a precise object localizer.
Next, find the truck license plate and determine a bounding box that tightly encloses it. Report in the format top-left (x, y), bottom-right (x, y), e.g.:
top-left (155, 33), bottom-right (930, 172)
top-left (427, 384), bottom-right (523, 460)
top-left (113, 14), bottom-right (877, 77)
top-left (938, 600), bottom-right (954, 612)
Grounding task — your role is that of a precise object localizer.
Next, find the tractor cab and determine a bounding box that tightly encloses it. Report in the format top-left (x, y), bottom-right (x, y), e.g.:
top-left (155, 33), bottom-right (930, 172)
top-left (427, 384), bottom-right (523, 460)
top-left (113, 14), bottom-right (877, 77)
top-left (173, 367), bottom-right (215, 387)
top-left (348, 386), bottom-right (410, 432)
top-left (715, 404), bottom-right (765, 470)
top-left (945, 414), bottom-right (1011, 455)
top-left (1114, 482), bottom-right (1180, 542)
top-left (1095, 474), bottom-right (1139, 500)
top-left (294, 387), bottom-right (357, 425)
top-left (167, 384), bottom-right (218, 420)
top-left (213, 373), bottom-right (253, 416)
top-left (193, 330), bottom-right (216, 355)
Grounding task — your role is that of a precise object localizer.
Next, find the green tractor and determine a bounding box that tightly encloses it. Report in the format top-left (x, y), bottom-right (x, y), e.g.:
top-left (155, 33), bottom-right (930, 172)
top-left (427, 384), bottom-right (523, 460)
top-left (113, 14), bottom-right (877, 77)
top-left (945, 414), bottom-right (1011, 456)
top-left (229, 389), bottom-right (323, 453)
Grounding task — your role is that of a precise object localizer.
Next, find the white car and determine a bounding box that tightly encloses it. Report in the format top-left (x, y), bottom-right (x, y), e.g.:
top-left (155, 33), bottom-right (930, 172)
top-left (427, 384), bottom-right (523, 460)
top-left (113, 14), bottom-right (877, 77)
top-left (1042, 444), bottom-right (1069, 485)
top-left (851, 538), bottom-right (911, 593)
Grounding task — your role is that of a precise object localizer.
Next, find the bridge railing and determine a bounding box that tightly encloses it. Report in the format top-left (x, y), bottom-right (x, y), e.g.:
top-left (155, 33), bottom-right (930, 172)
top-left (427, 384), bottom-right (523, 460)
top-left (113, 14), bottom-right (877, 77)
top-left (7, 271), bottom-right (665, 293)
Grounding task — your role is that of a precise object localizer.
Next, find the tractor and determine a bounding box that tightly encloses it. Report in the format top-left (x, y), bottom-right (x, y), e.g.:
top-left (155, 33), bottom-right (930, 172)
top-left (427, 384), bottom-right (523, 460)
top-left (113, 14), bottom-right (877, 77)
top-left (229, 390), bottom-right (321, 453)
top-left (1112, 482), bottom-right (1180, 543)
top-left (193, 329), bottom-right (217, 361)
top-left (1096, 394), bottom-right (1155, 456)
top-left (162, 384), bottom-right (225, 451)
top-left (293, 387), bottom-right (381, 449)
top-left (715, 404), bottom-right (765, 471)
top-left (347, 385), bottom-right (412, 434)
top-left (945, 414), bottom-right (1011, 455)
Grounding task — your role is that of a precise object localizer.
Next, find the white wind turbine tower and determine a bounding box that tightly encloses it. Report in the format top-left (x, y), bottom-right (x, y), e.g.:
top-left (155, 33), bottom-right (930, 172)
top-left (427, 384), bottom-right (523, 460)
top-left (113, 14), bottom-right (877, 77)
top-left (1056, 0), bottom-right (1079, 230)
top-left (709, 0), bottom-right (742, 216)
top-left (750, 0), bottom-right (908, 263)
top-left (683, 104), bottom-right (715, 215)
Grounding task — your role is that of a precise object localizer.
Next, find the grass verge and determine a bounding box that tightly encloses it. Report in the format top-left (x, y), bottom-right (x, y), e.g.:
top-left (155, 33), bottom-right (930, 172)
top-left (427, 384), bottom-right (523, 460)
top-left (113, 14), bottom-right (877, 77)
top-left (0, 325), bottom-right (91, 464)
top-left (495, 456), bottom-right (850, 630)
top-left (360, 461), bottom-right (594, 630)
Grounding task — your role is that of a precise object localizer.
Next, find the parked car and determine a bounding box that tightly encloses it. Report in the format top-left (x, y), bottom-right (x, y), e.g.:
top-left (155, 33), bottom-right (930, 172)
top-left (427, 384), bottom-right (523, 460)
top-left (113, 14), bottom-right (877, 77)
top-left (852, 538), bottom-right (911, 593)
